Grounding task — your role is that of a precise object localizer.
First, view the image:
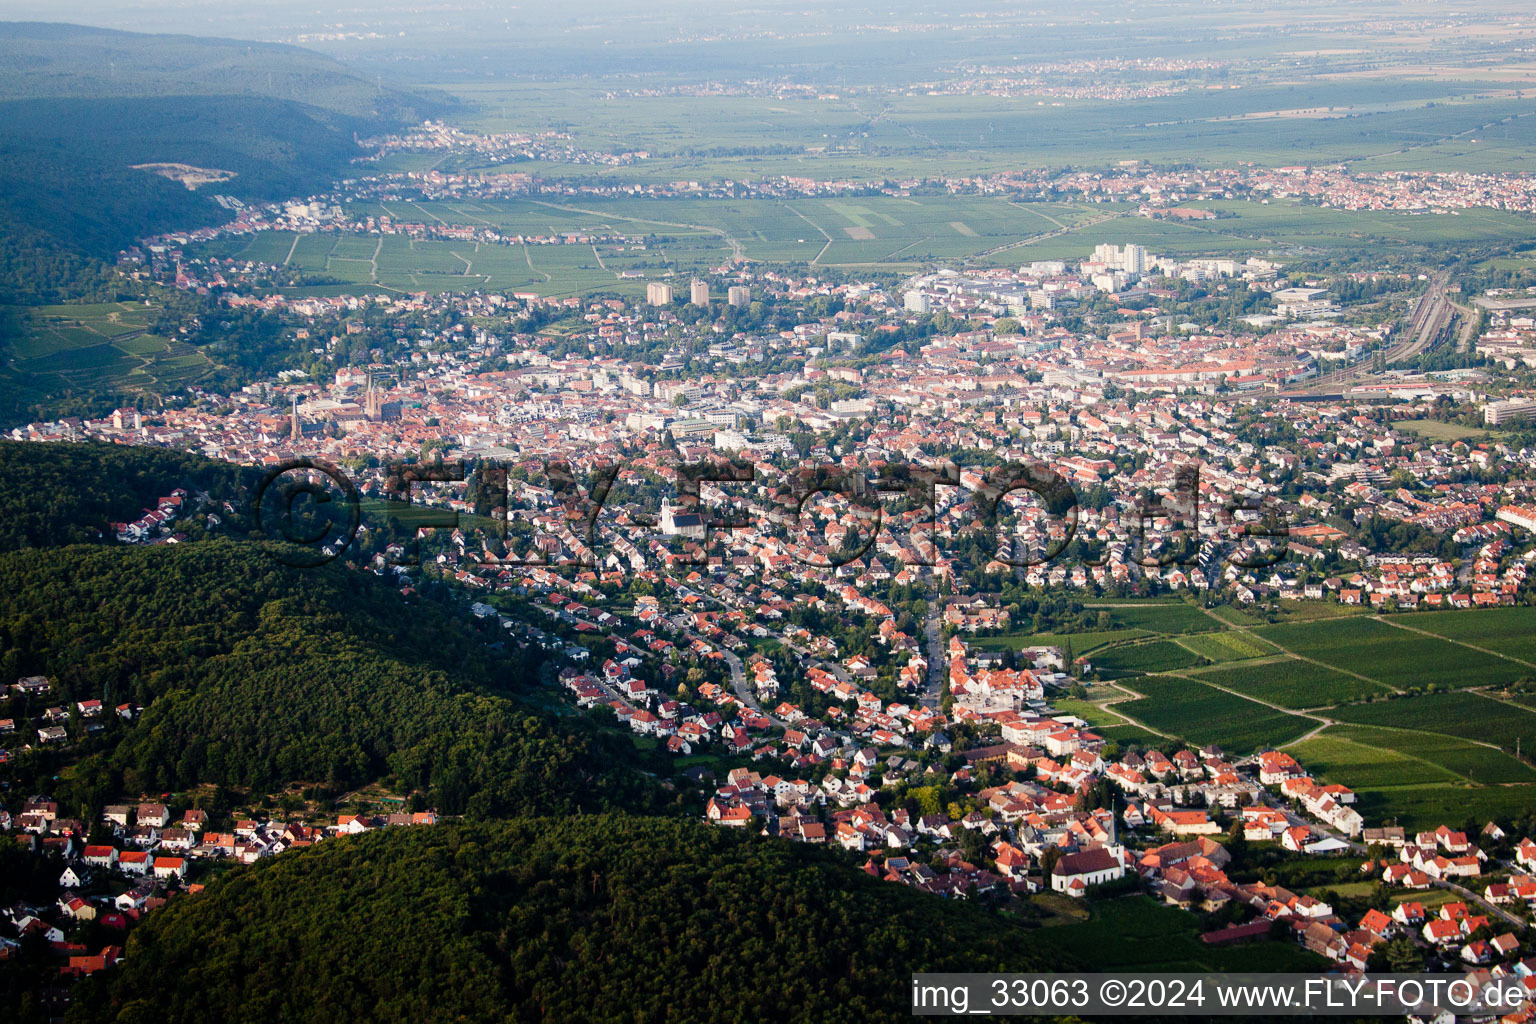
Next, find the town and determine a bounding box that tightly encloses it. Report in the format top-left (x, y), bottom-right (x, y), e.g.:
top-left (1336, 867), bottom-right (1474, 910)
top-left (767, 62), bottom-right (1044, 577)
top-left (11, 195), bottom-right (1536, 1003)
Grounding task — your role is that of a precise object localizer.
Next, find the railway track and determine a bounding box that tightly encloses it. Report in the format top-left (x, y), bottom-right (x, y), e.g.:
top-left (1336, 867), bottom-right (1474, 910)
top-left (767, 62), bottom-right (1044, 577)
top-left (1299, 272), bottom-right (1455, 391)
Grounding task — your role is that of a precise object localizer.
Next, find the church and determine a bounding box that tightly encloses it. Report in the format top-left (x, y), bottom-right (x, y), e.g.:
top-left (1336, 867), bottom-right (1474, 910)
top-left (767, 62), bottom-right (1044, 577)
top-left (659, 499), bottom-right (706, 540)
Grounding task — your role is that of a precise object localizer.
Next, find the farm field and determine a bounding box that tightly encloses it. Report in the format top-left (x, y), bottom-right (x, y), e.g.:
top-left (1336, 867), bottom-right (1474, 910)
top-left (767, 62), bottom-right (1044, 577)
top-left (1287, 727), bottom-right (1462, 789)
top-left (1402, 606), bottom-right (1536, 665)
top-left (1187, 658), bottom-right (1391, 708)
top-left (1095, 724), bottom-right (1168, 747)
top-left (1001, 606), bottom-right (1536, 766)
top-left (194, 192), bottom-right (1536, 297)
top-left (1007, 604), bottom-right (1536, 826)
top-left (1, 300), bottom-right (217, 405)
top-left (1327, 691), bottom-right (1536, 762)
top-left (1024, 895), bottom-right (1322, 972)
top-left (1280, 720), bottom-right (1536, 830)
top-left (1049, 697), bottom-right (1131, 729)
top-left (1208, 601), bottom-right (1361, 628)
top-left (1090, 640), bottom-right (1209, 677)
top-left (1172, 631), bottom-right (1278, 664)
top-left (1099, 603), bottom-right (1217, 635)
top-left (1113, 676), bottom-right (1312, 753)
top-left (439, 78), bottom-right (1536, 180)
top-left (973, 628), bottom-right (1149, 655)
top-left (1252, 617), bottom-right (1528, 690)
top-left (1395, 419), bottom-right (1489, 442)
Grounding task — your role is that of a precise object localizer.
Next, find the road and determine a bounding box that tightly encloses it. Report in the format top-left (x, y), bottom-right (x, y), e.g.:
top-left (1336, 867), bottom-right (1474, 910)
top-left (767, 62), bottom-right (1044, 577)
top-left (921, 598), bottom-right (945, 709)
top-left (683, 627), bottom-right (788, 726)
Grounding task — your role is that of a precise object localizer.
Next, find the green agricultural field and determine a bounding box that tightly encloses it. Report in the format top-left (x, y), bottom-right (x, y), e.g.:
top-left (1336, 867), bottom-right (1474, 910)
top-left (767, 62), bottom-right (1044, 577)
top-left (1208, 602), bottom-right (1361, 628)
top-left (1328, 691), bottom-right (1536, 762)
top-left (1395, 419), bottom-right (1489, 442)
top-left (236, 231), bottom-right (304, 264)
top-left (1398, 730), bottom-right (1536, 785)
top-left (1268, 601), bottom-right (1368, 622)
top-left (1253, 617), bottom-right (1527, 690)
top-left (1091, 640), bottom-right (1209, 677)
top-left (1025, 895), bottom-right (1322, 972)
top-left (1115, 676), bottom-right (1312, 753)
top-left (1288, 720), bottom-right (1536, 829)
top-left (438, 77), bottom-right (1536, 181)
top-left (1189, 658), bottom-right (1391, 708)
top-left (969, 197), bottom-right (1536, 265)
top-left (1080, 598), bottom-right (1184, 607)
top-left (1049, 698), bottom-right (1131, 729)
top-left (1096, 724), bottom-right (1168, 747)
top-left (195, 190), bottom-right (1536, 297)
top-left (287, 232), bottom-right (337, 271)
top-left (1345, 779), bottom-right (1536, 833)
top-left (1404, 607), bottom-right (1536, 666)
top-left (1206, 605), bottom-right (1272, 628)
top-left (1103, 603), bottom-right (1217, 635)
top-left (1173, 631), bottom-right (1278, 664)
top-left (1300, 721), bottom-right (1533, 785)
top-left (2, 300), bottom-right (218, 405)
top-left (1289, 727), bottom-right (1461, 789)
top-left (972, 628), bottom-right (1149, 655)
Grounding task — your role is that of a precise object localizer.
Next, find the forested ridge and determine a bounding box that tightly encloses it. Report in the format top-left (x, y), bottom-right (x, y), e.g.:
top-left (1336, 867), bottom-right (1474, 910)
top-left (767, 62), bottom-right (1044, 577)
top-left (1, 540), bottom-right (659, 818)
top-left (0, 439), bottom-right (253, 549)
top-left (0, 22), bottom-right (446, 122)
top-left (65, 816), bottom-right (1072, 1024)
top-left (0, 93), bottom-right (366, 305)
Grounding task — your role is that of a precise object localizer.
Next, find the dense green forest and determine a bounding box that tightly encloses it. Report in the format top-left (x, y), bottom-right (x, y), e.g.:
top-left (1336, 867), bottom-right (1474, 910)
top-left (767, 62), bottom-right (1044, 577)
top-left (66, 816), bottom-right (1070, 1023)
top-left (0, 540), bottom-right (659, 818)
top-left (0, 440), bottom-right (254, 549)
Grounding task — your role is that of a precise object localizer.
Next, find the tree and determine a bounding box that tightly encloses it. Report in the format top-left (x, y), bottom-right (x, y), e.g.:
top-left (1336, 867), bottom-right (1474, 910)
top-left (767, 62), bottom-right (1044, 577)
top-left (1371, 934), bottom-right (1423, 973)
top-left (1075, 778), bottom-right (1115, 813)
top-left (910, 785), bottom-right (944, 817)
top-left (1224, 820), bottom-right (1249, 865)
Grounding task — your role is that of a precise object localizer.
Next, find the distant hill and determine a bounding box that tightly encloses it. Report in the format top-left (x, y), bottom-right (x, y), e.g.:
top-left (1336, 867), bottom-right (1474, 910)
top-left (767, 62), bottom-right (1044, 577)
top-left (0, 23), bottom-right (445, 304)
top-left (0, 22), bottom-right (443, 122)
top-left (65, 816), bottom-right (1073, 1023)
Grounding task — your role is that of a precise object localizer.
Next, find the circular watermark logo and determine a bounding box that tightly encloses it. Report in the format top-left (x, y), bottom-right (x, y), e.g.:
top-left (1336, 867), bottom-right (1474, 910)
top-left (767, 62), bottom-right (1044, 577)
top-left (252, 458), bottom-right (361, 567)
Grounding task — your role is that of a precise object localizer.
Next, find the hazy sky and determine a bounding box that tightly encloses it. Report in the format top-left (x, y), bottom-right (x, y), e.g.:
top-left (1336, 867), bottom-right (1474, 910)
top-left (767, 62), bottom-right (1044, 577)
top-left (13, 1), bottom-right (1520, 43)
top-left (7, 1), bottom-right (1535, 83)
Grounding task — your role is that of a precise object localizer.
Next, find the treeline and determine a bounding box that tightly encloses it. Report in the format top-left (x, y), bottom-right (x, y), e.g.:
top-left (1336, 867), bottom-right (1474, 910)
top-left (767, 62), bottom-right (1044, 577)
top-left (0, 540), bottom-right (659, 819)
top-left (67, 816), bottom-right (1073, 1023)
